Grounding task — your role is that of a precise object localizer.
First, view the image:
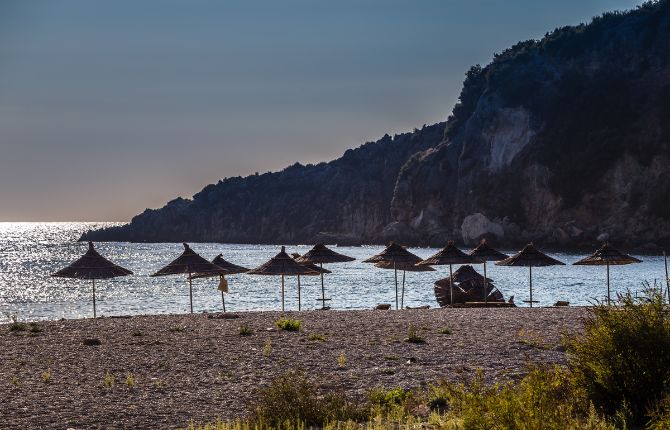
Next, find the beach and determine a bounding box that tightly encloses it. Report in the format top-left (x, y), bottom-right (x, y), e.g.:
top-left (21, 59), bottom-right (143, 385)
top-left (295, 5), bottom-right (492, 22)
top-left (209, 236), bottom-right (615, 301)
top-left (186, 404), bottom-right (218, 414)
top-left (0, 307), bottom-right (587, 429)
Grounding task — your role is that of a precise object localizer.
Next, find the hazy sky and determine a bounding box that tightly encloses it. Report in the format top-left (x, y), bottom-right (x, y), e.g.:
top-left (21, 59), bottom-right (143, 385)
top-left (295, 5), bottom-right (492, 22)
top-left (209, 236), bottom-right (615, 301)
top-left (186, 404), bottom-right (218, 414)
top-left (0, 0), bottom-right (643, 221)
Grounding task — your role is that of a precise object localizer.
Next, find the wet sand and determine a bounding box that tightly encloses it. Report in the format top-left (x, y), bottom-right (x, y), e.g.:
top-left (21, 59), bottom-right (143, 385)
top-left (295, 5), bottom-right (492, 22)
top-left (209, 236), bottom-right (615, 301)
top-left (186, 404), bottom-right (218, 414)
top-left (0, 307), bottom-right (588, 429)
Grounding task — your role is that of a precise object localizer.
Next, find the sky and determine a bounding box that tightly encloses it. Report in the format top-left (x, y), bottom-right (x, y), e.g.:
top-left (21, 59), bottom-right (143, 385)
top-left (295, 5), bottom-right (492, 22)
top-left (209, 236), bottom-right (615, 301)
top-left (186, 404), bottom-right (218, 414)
top-left (0, 0), bottom-right (644, 221)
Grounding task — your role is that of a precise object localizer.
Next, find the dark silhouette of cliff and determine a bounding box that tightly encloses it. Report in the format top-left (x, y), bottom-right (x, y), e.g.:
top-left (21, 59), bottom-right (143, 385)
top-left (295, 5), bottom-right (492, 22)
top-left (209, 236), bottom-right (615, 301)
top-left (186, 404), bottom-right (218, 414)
top-left (83, 1), bottom-right (670, 250)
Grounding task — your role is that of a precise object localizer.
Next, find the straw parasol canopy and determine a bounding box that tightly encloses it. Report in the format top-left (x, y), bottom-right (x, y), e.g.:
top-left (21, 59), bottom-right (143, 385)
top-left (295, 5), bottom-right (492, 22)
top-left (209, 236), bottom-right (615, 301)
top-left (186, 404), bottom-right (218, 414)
top-left (468, 239), bottom-right (509, 303)
top-left (189, 254), bottom-right (249, 279)
top-left (573, 242), bottom-right (642, 305)
top-left (417, 240), bottom-right (481, 305)
top-left (150, 243), bottom-right (225, 314)
top-left (188, 254), bottom-right (250, 312)
top-left (52, 242), bottom-right (133, 318)
top-left (374, 260), bottom-right (434, 309)
top-left (291, 253), bottom-right (331, 311)
top-left (495, 243), bottom-right (565, 307)
top-left (295, 244), bottom-right (354, 309)
top-left (247, 246), bottom-right (321, 311)
top-left (363, 242), bottom-right (422, 309)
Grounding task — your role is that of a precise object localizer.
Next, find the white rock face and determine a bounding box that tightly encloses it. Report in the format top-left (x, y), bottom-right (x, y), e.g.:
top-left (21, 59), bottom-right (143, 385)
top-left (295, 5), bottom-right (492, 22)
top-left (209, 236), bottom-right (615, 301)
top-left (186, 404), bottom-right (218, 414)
top-left (485, 107), bottom-right (536, 172)
top-left (461, 213), bottom-right (504, 245)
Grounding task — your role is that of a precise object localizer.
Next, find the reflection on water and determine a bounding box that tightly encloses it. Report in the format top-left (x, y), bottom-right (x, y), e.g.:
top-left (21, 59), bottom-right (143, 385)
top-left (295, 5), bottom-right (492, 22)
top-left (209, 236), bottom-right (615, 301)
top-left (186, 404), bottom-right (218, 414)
top-left (0, 222), bottom-right (667, 322)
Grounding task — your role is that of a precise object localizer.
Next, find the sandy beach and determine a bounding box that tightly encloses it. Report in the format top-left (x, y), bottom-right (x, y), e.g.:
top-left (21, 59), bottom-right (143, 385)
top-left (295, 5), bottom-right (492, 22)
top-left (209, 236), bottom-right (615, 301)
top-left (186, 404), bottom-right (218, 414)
top-left (0, 307), bottom-right (588, 429)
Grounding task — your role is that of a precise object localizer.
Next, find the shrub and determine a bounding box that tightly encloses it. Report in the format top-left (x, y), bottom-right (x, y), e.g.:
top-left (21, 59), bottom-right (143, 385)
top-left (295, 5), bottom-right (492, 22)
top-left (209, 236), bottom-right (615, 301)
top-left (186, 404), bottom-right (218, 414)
top-left (126, 373), bottom-right (136, 388)
top-left (405, 325), bottom-right (425, 344)
top-left (249, 371), bottom-right (364, 427)
top-left (568, 290), bottom-right (670, 425)
top-left (262, 338), bottom-right (271, 357)
top-left (41, 368), bottom-right (53, 384)
top-left (337, 353), bottom-right (346, 368)
top-left (103, 372), bottom-right (115, 388)
top-left (368, 387), bottom-right (410, 410)
top-left (28, 323), bottom-right (43, 333)
top-left (239, 325), bottom-right (253, 336)
top-left (275, 318), bottom-right (302, 332)
top-left (8, 314), bottom-right (27, 332)
top-left (432, 367), bottom-right (613, 429)
top-left (308, 333), bottom-right (326, 342)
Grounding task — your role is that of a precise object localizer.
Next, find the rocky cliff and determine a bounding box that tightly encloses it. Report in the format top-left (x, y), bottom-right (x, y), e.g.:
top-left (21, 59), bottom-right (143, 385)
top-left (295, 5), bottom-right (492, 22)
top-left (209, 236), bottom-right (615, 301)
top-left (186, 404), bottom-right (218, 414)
top-left (83, 1), bottom-right (670, 250)
top-left (391, 1), bottom-right (670, 250)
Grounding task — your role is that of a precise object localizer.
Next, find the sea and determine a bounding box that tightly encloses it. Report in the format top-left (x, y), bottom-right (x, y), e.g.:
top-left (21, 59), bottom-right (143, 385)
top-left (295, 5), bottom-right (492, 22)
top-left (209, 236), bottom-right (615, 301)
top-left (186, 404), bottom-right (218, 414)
top-left (0, 222), bottom-right (667, 322)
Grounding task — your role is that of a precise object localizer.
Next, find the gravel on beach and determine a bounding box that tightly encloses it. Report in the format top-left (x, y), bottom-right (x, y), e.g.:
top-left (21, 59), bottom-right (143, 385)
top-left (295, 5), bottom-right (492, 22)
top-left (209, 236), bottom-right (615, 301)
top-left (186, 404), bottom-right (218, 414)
top-left (0, 307), bottom-right (588, 429)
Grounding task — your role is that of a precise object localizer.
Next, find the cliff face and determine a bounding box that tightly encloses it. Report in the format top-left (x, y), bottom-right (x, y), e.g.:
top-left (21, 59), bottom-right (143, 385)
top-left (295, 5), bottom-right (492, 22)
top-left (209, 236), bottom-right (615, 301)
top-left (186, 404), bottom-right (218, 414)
top-left (83, 1), bottom-right (670, 249)
top-left (390, 2), bottom-right (670, 249)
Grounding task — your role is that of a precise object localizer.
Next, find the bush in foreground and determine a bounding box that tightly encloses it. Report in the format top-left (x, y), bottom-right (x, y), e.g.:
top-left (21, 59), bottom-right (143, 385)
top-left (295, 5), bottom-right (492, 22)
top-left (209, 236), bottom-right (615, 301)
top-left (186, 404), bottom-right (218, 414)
top-left (568, 291), bottom-right (670, 425)
top-left (248, 371), bottom-right (365, 428)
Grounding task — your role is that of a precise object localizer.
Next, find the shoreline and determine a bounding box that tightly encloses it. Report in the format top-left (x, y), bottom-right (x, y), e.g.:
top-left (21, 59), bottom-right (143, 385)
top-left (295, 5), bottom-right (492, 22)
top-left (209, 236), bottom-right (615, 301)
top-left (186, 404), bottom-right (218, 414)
top-left (0, 307), bottom-right (587, 429)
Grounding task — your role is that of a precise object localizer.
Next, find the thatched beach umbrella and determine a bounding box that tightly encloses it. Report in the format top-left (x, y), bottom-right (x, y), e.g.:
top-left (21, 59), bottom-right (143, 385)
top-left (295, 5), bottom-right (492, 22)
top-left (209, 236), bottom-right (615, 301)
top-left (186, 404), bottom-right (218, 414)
top-left (52, 242), bottom-right (133, 318)
top-left (247, 246), bottom-right (321, 311)
top-left (374, 260), bottom-right (434, 309)
top-left (363, 242), bottom-right (422, 310)
top-left (151, 243), bottom-right (225, 314)
top-left (295, 244), bottom-right (354, 309)
top-left (189, 254), bottom-right (249, 312)
top-left (495, 243), bottom-right (565, 307)
top-left (417, 241), bottom-right (481, 306)
top-left (573, 242), bottom-right (642, 305)
top-left (468, 239), bottom-right (509, 303)
top-left (291, 253), bottom-right (331, 311)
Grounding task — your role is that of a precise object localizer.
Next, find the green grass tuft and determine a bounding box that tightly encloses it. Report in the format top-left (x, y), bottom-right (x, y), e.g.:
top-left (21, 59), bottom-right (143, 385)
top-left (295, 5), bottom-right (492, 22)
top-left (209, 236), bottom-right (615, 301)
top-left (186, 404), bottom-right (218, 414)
top-left (275, 318), bottom-right (302, 332)
top-left (405, 325), bottom-right (425, 344)
top-left (238, 325), bottom-right (253, 336)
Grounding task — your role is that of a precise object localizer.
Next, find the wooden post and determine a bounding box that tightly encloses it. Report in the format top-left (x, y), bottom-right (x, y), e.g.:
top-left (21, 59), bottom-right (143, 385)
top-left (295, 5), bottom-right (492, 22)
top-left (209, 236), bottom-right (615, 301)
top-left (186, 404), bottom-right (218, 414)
top-left (281, 274), bottom-right (285, 311)
top-left (297, 275), bottom-right (301, 311)
top-left (394, 261), bottom-right (398, 310)
top-left (400, 270), bottom-right (406, 309)
top-left (664, 251), bottom-right (669, 304)
top-left (529, 266), bottom-right (533, 308)
top-left (320, 263), bottom-right (326, 309)
top-left (92, 279), bottom-right (96, 318)
top-left (606, 262), bottom-right (611, 306)
top-left (483, 261), bottom-right (488, 304)
top-left (188, 271), bottom-right (193, 314)
top-left (449, 264), bottom-right (454, 305)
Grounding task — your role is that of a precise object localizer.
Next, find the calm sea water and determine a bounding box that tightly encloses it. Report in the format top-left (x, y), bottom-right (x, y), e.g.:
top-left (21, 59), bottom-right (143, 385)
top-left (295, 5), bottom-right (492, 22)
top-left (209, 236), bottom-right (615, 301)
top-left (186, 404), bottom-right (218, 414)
top-left (0, 222), bottom-right (667, 322)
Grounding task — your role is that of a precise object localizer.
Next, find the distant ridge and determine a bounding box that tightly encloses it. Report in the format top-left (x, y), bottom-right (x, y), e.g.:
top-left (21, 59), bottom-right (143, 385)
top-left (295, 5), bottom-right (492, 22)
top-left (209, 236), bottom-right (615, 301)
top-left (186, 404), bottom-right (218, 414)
top-left (83, 0), bottom-right (670, 250)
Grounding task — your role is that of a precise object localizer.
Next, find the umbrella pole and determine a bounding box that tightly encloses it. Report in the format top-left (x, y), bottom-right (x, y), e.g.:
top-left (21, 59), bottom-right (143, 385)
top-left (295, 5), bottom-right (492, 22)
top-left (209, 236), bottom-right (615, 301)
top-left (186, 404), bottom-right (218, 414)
top-left (401, 270), bottom-right (406, 309)
top-left (394, 261), bottom-right (398, 310)
top-left (320, 263), bottom-right (326, 309)
top-left (92, 279), bottom-right (96, 318)
top-left (188, 271), bottom-right (194, 314)
top-left (298, 275), bottom-right (301, 311)
top-left (281, 274), bottom-right (285, 312)
top-left (606, 262), bottom-right (611, 306)
top-left (529, 266), bottom-right (533, 308)
top-left (221, 291), bottom-right (226, 312)
top-left (664, 251), bottom-right (669, 304)
top-left (449, 264), bottom-right (454, 306)
top-left (483, 262), bottom-right (488, 304)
